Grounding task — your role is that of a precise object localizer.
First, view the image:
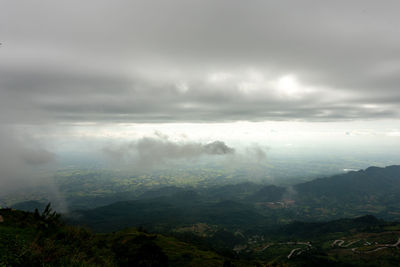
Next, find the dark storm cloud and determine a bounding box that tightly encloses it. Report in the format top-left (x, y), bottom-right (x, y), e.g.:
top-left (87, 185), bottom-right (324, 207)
top-left (1, 0), bottom-right (400, 124)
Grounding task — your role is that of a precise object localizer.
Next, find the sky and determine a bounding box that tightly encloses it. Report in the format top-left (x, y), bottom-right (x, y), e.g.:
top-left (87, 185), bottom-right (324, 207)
top-left (1, 0), bottom-right (400, 192)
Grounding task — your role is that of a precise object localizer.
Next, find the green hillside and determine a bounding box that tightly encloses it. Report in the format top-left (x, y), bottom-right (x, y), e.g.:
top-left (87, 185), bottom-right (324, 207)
top-left (0, 206), bottom-right (254, 267)
top-left (2, 206), bottom-right (400, 266)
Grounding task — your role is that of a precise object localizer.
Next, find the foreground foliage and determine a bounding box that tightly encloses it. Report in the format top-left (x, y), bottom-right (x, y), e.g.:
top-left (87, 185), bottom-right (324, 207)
top-left (0, 206), bottom-right (256, 267)
top-left (2, 206), bottom-right (400, 266)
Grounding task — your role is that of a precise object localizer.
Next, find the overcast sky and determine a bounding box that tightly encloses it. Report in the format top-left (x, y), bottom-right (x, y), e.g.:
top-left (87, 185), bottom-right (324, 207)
top-left (1, 0), bottom-right (400, 186)
top-left (1, 0), bottom-right (400, 126)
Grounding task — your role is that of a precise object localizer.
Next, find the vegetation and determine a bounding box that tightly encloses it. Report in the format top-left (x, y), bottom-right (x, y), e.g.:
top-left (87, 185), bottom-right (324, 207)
top-left (3, 165), bottom-right (400, 265)
top-left (0, 205), bottom-right (256, 266)
top-left (2, 206), bottom-right (400, 266)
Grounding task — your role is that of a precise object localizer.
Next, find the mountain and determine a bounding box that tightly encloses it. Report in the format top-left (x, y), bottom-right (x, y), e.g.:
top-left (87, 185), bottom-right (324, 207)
top-left (3, 206), bottom-right (400, 266)
top-left (70, 165), bottom-right (400, 233)
top-left (5, 164), bottom-right (400, 266)
top-left (295, 165), bottom-right (400, 197)
top-left (293, 165), bottom-right (400, 221)
top-left (138, 186), bottom-right (188, 199)
top-left (276, 215), bottom-right (383, 239)
top-left (201, 182), bottom-right (261, 201)
top-left (245, 185), bottom-right (286, 202)
top-left (71, 193), bottom-right (266, 232)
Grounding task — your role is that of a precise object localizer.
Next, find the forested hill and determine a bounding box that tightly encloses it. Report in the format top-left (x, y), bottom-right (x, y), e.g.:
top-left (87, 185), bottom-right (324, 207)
top-left (3, 206), bottom-right (400, 266)
top-left (70, 165), bottom-right (400, 232)
top-left (292, 165), bottom-right (400, 221)
top-left (295, 165), bottom-right (400, 197)
top-left (0, 207), bottom-right (251, 266)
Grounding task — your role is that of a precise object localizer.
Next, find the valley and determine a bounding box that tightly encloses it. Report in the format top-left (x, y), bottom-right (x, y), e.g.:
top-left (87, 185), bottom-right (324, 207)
top-left (3, 165), bottom-right (400, 266)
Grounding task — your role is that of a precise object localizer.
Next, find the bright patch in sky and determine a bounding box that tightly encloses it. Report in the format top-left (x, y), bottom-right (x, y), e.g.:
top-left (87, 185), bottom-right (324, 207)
top-left (275, 75), bottom-right (301, 96)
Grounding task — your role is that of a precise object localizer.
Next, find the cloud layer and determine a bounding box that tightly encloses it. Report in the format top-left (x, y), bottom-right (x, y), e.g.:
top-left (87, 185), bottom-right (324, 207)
top-left (1, 0), bottom-right (400, 125)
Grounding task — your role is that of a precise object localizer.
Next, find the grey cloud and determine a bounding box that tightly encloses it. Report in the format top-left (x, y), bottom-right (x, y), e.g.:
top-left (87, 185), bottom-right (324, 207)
top-left (0, 127), bottom-right (57, 196)
top-left (1, 65), bottom-right (399, 124)
top-left (204, 141), bottom-right (235, 155)
top-left (0, 125), bottom-right (69, 211)
top-left (20, 148), bottom-right (56, 165)
top-left (103, 138), bottom-right (235, 167)
top-left (246, 146), bottom-right (268, 163)
top-left (1, 0), bottom-right (400, 125)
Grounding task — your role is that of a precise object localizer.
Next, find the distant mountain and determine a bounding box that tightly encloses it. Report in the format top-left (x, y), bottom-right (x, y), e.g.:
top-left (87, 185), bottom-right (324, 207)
top-left (69, 165), bottom-right (400, 233)
top-left (293, 165), bottom-right (400, 221)
top-left (295, 165), bottom-right (400, 197)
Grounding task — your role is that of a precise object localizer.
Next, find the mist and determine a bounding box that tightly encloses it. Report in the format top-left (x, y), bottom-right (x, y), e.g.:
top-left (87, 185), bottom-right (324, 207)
top-left (0, 126), bottom-right (69, 212)
top-left (0, 127), bottom-right (54, 192)
top-left (102, 136), bottom-right (235, 169)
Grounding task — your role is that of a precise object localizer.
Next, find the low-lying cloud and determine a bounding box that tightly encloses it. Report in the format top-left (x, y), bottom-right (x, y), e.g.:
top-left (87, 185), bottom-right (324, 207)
top-left (103, 137), bottom-right (235, 168)
top-left (0, 127), bottom-right (56, 195)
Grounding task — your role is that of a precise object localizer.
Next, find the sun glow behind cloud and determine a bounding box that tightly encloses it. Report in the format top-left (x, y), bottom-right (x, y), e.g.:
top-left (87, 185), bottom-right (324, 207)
top-left (206, 69), bottom-right (315, 100)
top-left (275, 75), bottom-right (303, 97)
